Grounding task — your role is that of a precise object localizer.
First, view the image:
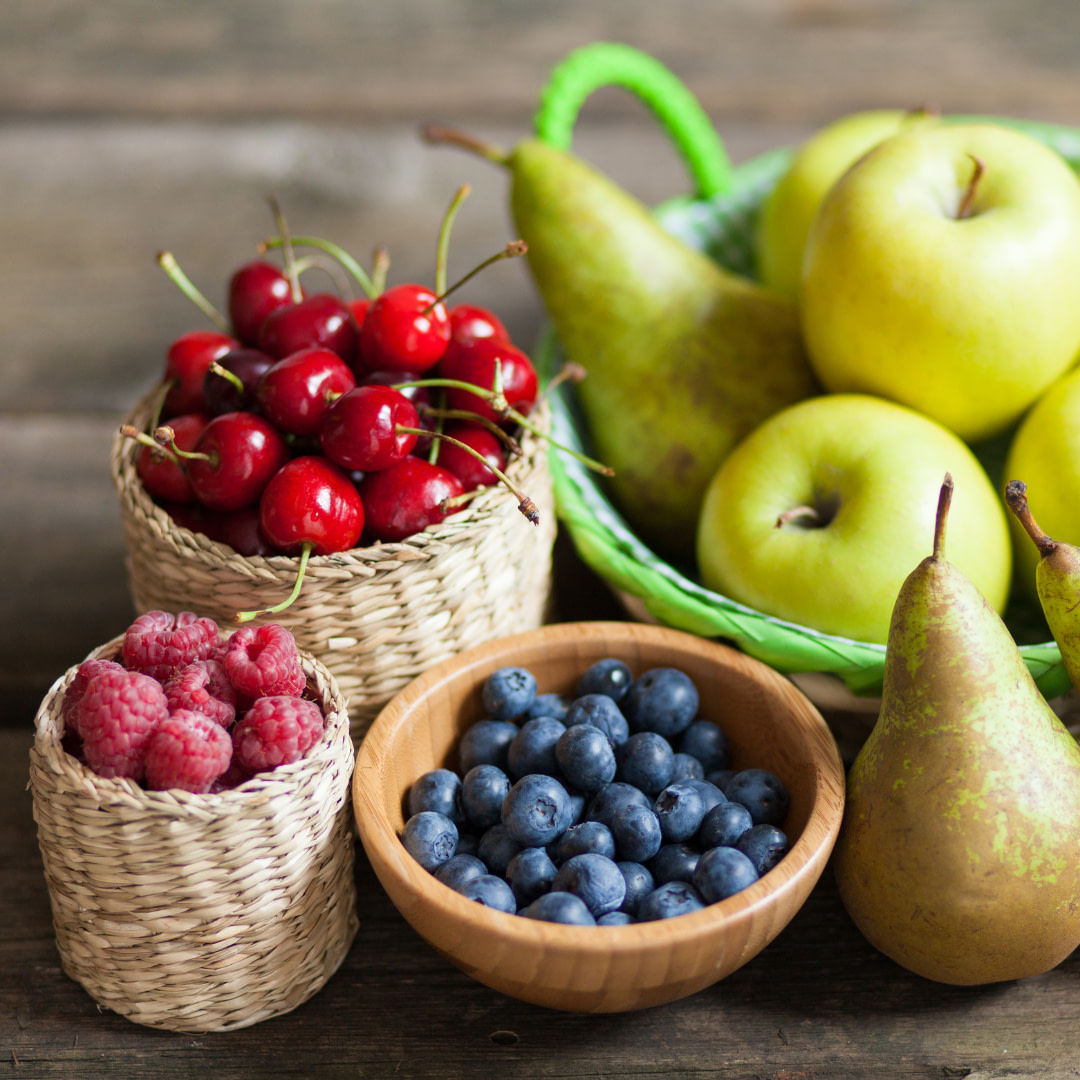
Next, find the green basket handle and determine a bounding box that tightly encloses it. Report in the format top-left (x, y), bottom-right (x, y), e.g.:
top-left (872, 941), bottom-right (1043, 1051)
top-left (533, 42), bottom-right (734, 201)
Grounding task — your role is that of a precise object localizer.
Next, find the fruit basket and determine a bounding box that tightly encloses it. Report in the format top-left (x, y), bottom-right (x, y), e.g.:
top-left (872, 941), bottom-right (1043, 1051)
top-left (28, 635), bottom-right (357, 1032)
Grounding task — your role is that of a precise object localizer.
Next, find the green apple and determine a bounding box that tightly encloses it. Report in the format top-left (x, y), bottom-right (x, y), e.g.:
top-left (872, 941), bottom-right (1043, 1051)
top-left (695, 393), bottom-right (1012, 644)
top-left (800, 123), bottom-right (1080, 444)
top-left (755, 108), bottom-right (935, 300)
top-left (1004, 367), bottom-right (1080, 600)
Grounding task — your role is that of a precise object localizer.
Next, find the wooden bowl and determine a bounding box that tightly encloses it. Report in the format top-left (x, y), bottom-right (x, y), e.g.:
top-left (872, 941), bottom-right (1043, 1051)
top-left (352, 621), bottom-right (845, 1012)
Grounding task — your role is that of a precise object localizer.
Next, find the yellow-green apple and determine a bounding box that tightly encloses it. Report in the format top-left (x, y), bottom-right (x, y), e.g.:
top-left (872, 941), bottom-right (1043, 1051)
top-left (755, 108), bottom-right (935, 300)
top-left (800, 123), bottom-right (1080, 443)
top-left (695, 394), bottom-right (1012, 644)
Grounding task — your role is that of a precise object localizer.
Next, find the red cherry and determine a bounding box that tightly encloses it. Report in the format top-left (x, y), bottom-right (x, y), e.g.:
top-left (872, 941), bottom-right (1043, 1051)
top-left (357, 283), bottom-right (451, 375)
top-left (358, 456), bottom-right (464, 543)
top-left (348, 297), bottom-right (371, 329)
top-left (217, 505), bottom-right (278, 557)
top-left (228, 260), bottom-right (295, 346)
top-left (432, 421), bottom-right (507, 491)
top-left (256, 347), bottom-right (357, 437)
top-left (158, 500), bottom-right (224, 540)
top-left (319, 385), bottom-right (420, 472)
top-left (449, 303), bottom-right (509, 346)
top-left (162, 331), bottom-right (238, 417)
top-left (258, 293), bottom-right (359, 367)
top-left (359, 369), bottom-right (437, 453)
top-left (135, 412), bottom-right (209, 503)
top-left (203, 348), bottom-right (276, 415)
top-left (259, 456), bottom-right (365, 555)
top-left (438, 337), bottom-right (539, 424)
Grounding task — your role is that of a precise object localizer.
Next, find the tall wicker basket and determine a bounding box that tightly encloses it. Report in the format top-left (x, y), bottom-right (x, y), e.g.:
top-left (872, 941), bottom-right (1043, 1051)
top-left (111, 391), bottom-right (556, 744)
top-left (29, 637), bottom-right (358, 1033)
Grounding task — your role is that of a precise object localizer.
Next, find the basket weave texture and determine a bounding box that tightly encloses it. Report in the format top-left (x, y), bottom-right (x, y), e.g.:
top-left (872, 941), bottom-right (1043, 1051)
top-left (29, 638), bottom-right (358, 1033)
top-left (111, 391), bottom-right (557, 744)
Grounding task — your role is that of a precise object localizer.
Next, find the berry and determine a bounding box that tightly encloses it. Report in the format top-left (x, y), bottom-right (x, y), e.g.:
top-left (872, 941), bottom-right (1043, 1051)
top-left (231, 695), bottom-right (325, 771)
top-left (564, 693), bottom-right (629, 747)
top-left (401, 811), bottom-right (458, 873)
top-left (526, 693), bottom-right (571, 722)
top-left (448, 302), bottom-right (509, 346)
top-left (653, 781), bottom-right (708, 843)
top-left (202, 348), bottom-right (277, 415)
top-left (505, 846), bottom-right (557, 908)
top-left (519, 891), bottom-right (596, 926)
top-left (637, 881), bottom-right (706, 922)
top-left (552, 853), bottom-right (626, 917)
top-left (460, 764), bottom-right (511, 830)
top-left (228, 259), bottom-right (295, 346)
top-left (616, 861), bottom-right (655, 916)
top-left (554, 820), bottom-right (616, 864)
top-left (434, 422), bottom-right (506, 491)
top-left (439, 337), bottom-right (539, 424)
top-left (506, 716), bottom-right (566, 780)
top-left (576, 658), bottom-right (633, 702)
top-left (259, 293), bottom-right (359, 367)
top-left (78, 668), bottom-right (169, 780)
top-left (685, 778), bottom-right (727, 816)
top-left (162, 331), bottom-right (239, 417)
top-left (725, 769), bottom-right (790, 826)
top-left (122, 610), bottom-right (222, 683)
top-left (256, 347), bottom-right (356, 437)
top-left (615, 731), bottom-right (675, 796)
top-left (476, 824), bottom-right (523, 878)
top-left (162, 659), bottom-right (238, 728)
top-left (671, 752), bottom-right (705, 783)
top-left (458, 874), bottom-right (517, 914)
top-left (222, 624), bottom-right (306, 698)
top-left (598, 911), bottom-right (634, 926)
top-left (319, 384), bottom-right (419, 472)
top-left (135, 412), bottom-right (209, 504)
top-left (501, 773), bottom-right (573, 847)
top-left (736, 824), bottom-right (789, 876)
top-left (433, 853), bottom-right (487, 892)
top-left (622, 668), bottom-right (700, 738)
top-left (63, 658), bottom-right (125, 737)
top-left (358, 283), bottom-right (451, 374)
top-left (457, 719), bottom-right (518, 774)
top-left (585, 782), bottom-right (651, 827)
top-left (481, 666), bottom-right (537, 720)
top-left (693, 845), bottom-right (759, 904)
top-left (678, 720), bottom-right (731, 774)
top-left (144, 709), bottom-right (234, 793)
top-left (698, 800), bottom-right (754, 850)
top-left (357, 457), bottom-right (464, 543)
top-left (258, 456), bottom-right (365, 555)
top-left (608, 802), bottom-right (662, 863)
top-left (555, 723), bottom-right (616, 793)
top-left (408, 768), bottom-right (466, 826)
top-left (216, 505), bottom-right (277, 557)
top-left (648, 843), bottom-right (700, 886)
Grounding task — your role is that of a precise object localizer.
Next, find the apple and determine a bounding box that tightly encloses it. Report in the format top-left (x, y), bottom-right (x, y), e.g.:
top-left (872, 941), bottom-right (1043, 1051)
top-left (695, 394), bottom-right (1012, 645)
top-left (1003, 366), bottom-right (1080, 600)
top-left (755, 108), bottom-right (935, 301)
top-left (799, 123), bottom-right (1080, 444)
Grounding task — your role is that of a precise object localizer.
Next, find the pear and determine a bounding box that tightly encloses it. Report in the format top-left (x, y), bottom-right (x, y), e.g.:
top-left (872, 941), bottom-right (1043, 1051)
top-left (1005, 479), bottom-right (1080, 692)
top-left (833, 474), bottom-right (1080, 985)
top-left (425, 127), bottom-right (818, 559)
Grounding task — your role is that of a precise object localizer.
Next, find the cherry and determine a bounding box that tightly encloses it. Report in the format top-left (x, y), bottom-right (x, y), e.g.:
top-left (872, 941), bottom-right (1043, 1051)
top-left (449, 303), bottom-right (509, 346)
top-left (258, 293), bottom-right (359, 368)
top-left (158, 499), bottom-right (224, 540)
top-left (357, 283), bottom-right (451, 375)
top-left (162, 331), bottom-right (238, 417)
top-left (431, 421), bottom-right (507, 491)
top-left (358, 456), bottom-right (464, 543)
top-left (129, 411), bottom-right (209, 503)
top-left (437, 337), bottom-right (539, 423)
top-left (228, 259), bottom-right (295, 346)
top-left (256, 347), bottom-right (356, 437)
top-left (360, 369), bottom-right (437, 452)
top-left (348, 297), bottom-right (372, 329)
top-left (320, 385), bottom-right (420, 472)
top-left (217, 505), bottom-right (277, 558)
top-left (203, 348), bottom-right (276, 415)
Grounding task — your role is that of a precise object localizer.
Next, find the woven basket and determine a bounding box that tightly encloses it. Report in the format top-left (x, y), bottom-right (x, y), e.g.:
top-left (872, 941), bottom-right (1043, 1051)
top-left (111, 392), bottom-right (556, 744)
top-left (29, 638), bottom-right (358, 1033)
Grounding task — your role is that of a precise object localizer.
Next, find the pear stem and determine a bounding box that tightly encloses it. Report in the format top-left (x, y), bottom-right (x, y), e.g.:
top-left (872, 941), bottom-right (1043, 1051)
top-left (933, 473), bottom-right (954, 560)
top-left (957, 155), bottom-right (985, 220)
top-left (422, 124), bottom-right (511, 166)
top-left (156, 251), bottom-right (231, 332)
top-left (775, 505), bottom-right (820, 529)
top-left (1004, 479), bottom-right (1058, 558)
top-left (234, 542), bottom-right (314, 623)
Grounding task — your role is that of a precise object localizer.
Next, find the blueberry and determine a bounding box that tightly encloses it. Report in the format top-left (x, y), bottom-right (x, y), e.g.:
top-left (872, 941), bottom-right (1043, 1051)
top-left (461, 764), bottom-right (511, 830)
top-left (608, 802), bottom-right (662, 863)
top-left (670, 752), bottom-right (705, 782)
top-left (736, 824), bottom-right (789, 876)
top-left (407, 768), bottom-right (465, 827)
top-left (527, 693), bottom-right (571, 722)
top-left (564, 694), bottom-right (629, 747)
top-left (506, 716), bottom-right (566, 779)
top-left (616, 731), bottom-right (675, 796)
top-left (481, 665), bottom-right (538, 720)
top-left (648, 843), bottom-right (700, 885)
top-left (678, 719), bottom-right (730, 773)
top-left (477, 823), bottom-right (523, 877)
top-left (653, 781), bottom-right (708, 843)
top-left (586, 782), bottom-right (651, 827)
top-left (501, 773), bottom-right (574, 847)
top-left (622, 668), bottom-right (699, 738)
top-left (576, 658), bottom-right (633, 702)
top-left (459, 873), bottom-right (517, 913)
top-left (454, 831), bottom-right (480, 857)
top-left (637, 880), bottom-right (706, 922)
top-left (555, 724), bottom-right (617, 793)
top-left (554, 820), bottom-right (617, 863)
top-left (616, 861), bottom-right (655, 916)
top-left (693, 845), bottom-right (759, 903)
top-left (725, 769), bottom-right (789, 826)
top-left (458, 719), bottom-right (519, 774)
top-left (698, 800), bottom-right (753, 849)
top-left (433, 853), bottom-right (487, 891)
top-left (568, 789), bottom-right (588, 825)
top-left (519, 891), bottom-right (597, 926)
top-left (597, 910), bottom-right (635, 926)
top-left (552, 853), bottom-right (627, 917)
top-left (706, 769), bottom-right (736, 794)
top-left (401, 811), bottom-right (458, 872)
top-left (505, 846), bottom-right (557, 908)
top-left (686, 778), bottom-right (727, 815)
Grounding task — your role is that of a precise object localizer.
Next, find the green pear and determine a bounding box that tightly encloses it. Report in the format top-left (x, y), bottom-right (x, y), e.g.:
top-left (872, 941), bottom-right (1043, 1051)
top-left (1005, 480), bottom-right (1080, 692)
top-left (426, 128), bottom-right (817, 559)
top-left (833, 474), bottom-right (1080, 985)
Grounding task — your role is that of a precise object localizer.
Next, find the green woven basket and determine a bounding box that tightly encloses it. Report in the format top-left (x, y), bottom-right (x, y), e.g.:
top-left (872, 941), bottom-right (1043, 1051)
top-left (532, 44), bottom-right (1080, 701)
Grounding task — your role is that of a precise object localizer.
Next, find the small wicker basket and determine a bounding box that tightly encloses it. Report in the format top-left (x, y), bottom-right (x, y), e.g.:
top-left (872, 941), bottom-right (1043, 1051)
top-left (29, 638), bottom-right (358, 1033)
top-left (111, 391), bottom-right (557, 744)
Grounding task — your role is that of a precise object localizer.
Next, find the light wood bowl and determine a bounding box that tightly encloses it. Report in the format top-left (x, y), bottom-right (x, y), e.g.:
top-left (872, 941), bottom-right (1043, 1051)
top-left (352, 621), bottom-right (845, 1012)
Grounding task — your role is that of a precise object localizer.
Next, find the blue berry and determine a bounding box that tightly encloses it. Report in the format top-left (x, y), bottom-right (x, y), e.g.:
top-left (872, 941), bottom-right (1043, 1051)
top-left (617, 861), bottom-right (655, 916)
top-left (608, 802), bottom-right (662, 863)
top-left (506, 716), bottom-right (566, 779)
top-left (736, 824), bottom-right (789, 876)
top-left (408, 768), bottom-right (465, 827)
top-left (564, 693), bottom-right (629, 747)
top-left (520, 891), bottom-right (596, 926)
top-left (556, 724), bottom-right (617, 793)
top-left (433, 853), bottom-right (487, 891)
top-left (454, 831), bottom-right (480, 857)
top-left (693, 845), bottom-right (759, 903)
top-left (576, 658), bottom-right (633, 702)
top-left (458, 719), bottom-right (519, 774)
top-left (586, 781), bottom-right (651, 827)
top-left (706, 769), bottom-right (736, 794)
top-left (726, 769), bottom-right (789, 826)
top-left (477, 823), bottom-right (523, 877)
top-left (616, 731), bottom-right (675, 796)
top-left (459, 873), bottom-right (517, 913)
top-left (527, 693), bottom-right (571, 722)
top-left (555, 820), bottom-right (616, 863)
top-left (686, 778), bottom-right (727, 815)
top-left (637, 881), bottom-right (706, 922)
top-left (501, 773), bottom-right (574, 847)
top-left (481, 666), bottom-right (537, 720)
top-left (698, 800), bottom-right (754, 849)
top-left (598, 911), bottom-right (635, 926)
top-left (670, 752), bottom-right (705, 782)
top-left (648, 843), bottom-right (700, 885)
top-left (401, 811), bottom-right (458, 872)
top-left (622, 668), bottom-right (699, 738)
top-left (678, 719), bottom-right (730, 773)
top-left (461, 764), bottom-right (511, 830)
top-left (505, 846), bottom-right (557, 908)
top-left (653, 781), bottom-right (708, 843)
top-left (552, 853), bottom-right (627, 917)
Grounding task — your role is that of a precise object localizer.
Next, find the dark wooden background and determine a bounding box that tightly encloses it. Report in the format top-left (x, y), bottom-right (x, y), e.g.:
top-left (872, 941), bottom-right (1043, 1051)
top-left (6, 2), bottom-right (1080, 1076)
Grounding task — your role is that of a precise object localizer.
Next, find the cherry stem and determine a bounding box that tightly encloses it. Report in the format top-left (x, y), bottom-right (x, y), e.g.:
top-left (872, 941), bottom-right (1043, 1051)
top-left (424, 241), bottom-right (528, 313)
top-left (957, 156), bottom-right (985, 220)
top-left (267, 194), bottom-right (303, 303)
top-left (292, 253), bottom-right (354, 298)
top-left (422, 124), bottom-right (511, 167)
top-left (435, 185), bottom-right (471, 298)
top-left (425, 390), bottom-right (448, 466)
top-left (1004, 479), bottom-right (1057, 558)
top-left (541, 362), bottom-right (588, 398)
top-left (207, 360), bottom-right (245, 395)
top-left (260, 234), bottom-right (377, 299)
top-left (416, 405), bottom-right (523, 456)
top-left (156, 251), bottom-right (230, 332)
top-left (775, 505), bottom-right (821, 529)
top-left (933, 473), bottom-right (954, 560)
top-left (371, 246), bottom-right (390, 296)
top-left (154, 426), bottom-right (215, 466)
top-left (120, 424), bottom-right (183, 466)
top-left (234, 542), bottom-right (314, 623)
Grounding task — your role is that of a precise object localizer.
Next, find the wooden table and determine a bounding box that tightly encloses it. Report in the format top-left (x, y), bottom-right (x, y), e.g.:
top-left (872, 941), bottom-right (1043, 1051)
top-left (6, 3), bottom-right (1080, 1075)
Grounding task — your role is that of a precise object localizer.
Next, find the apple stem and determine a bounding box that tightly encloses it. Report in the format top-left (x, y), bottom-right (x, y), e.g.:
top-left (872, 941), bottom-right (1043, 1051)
top-left (234, 542), bottom-right (314, 623)
top-left (424, 241), bottom-right (528, 314)
top-left (775, 505), bottom-right (821, 529)
top-left (207, 360), bottom-right (246, 396)
top-left (422, 124), bottom-right (511, 167)
top-left (156, 251), bottom-right (231, 333)
top-left (260, 234), bottom-right (378, 299)
top-left (957, 155), bottom-right (985, 220)
top-left (933, 473), bottom-right (954, 560)
top-left (1004, 479), bottom-right (1058, 558)
top-left (434, 185), bottom-right (471, 299)
top-left (120, 424), bottom-right (183, 466)
top-left (267, 194), bottom-right (304, 304)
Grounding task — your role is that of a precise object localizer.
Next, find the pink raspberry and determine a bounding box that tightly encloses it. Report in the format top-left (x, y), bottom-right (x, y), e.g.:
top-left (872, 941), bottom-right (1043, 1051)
top-left (222, 624), bottom-right (306, 699)
top-left (232, 696), bottom-right (325, 773)
top-left (79, 669), bottom-right (169, 780)
top-left (163, 659), bottom-right (238, 728)
top-left (122, 610), bottom-right (222, 683)
top-left (145, 709), bottom-right (234, 793)
top-left (62, 657), bottom-right (125, 737)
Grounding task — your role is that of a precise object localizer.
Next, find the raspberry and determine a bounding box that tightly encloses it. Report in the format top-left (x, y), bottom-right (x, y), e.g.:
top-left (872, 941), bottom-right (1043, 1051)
top-left (163, 659), bottom-right (238, 728)
top-left (122, 610), bottom-right (222, 683)
top-left (62, 657), bottom-right (125, 737)
top-left (79, 669), bottom-right (169, 780)
top-left (145, 709), bottom-right (234, 793)
top-left (222, 624), bottom-right (306, 699)
top-left (232, 696), bottom-right (325, 772)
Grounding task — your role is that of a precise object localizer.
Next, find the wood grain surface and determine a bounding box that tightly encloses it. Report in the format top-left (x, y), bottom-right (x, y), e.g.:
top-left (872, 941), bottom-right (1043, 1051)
top-left (6, 2), bottom-right (1080, 1075)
